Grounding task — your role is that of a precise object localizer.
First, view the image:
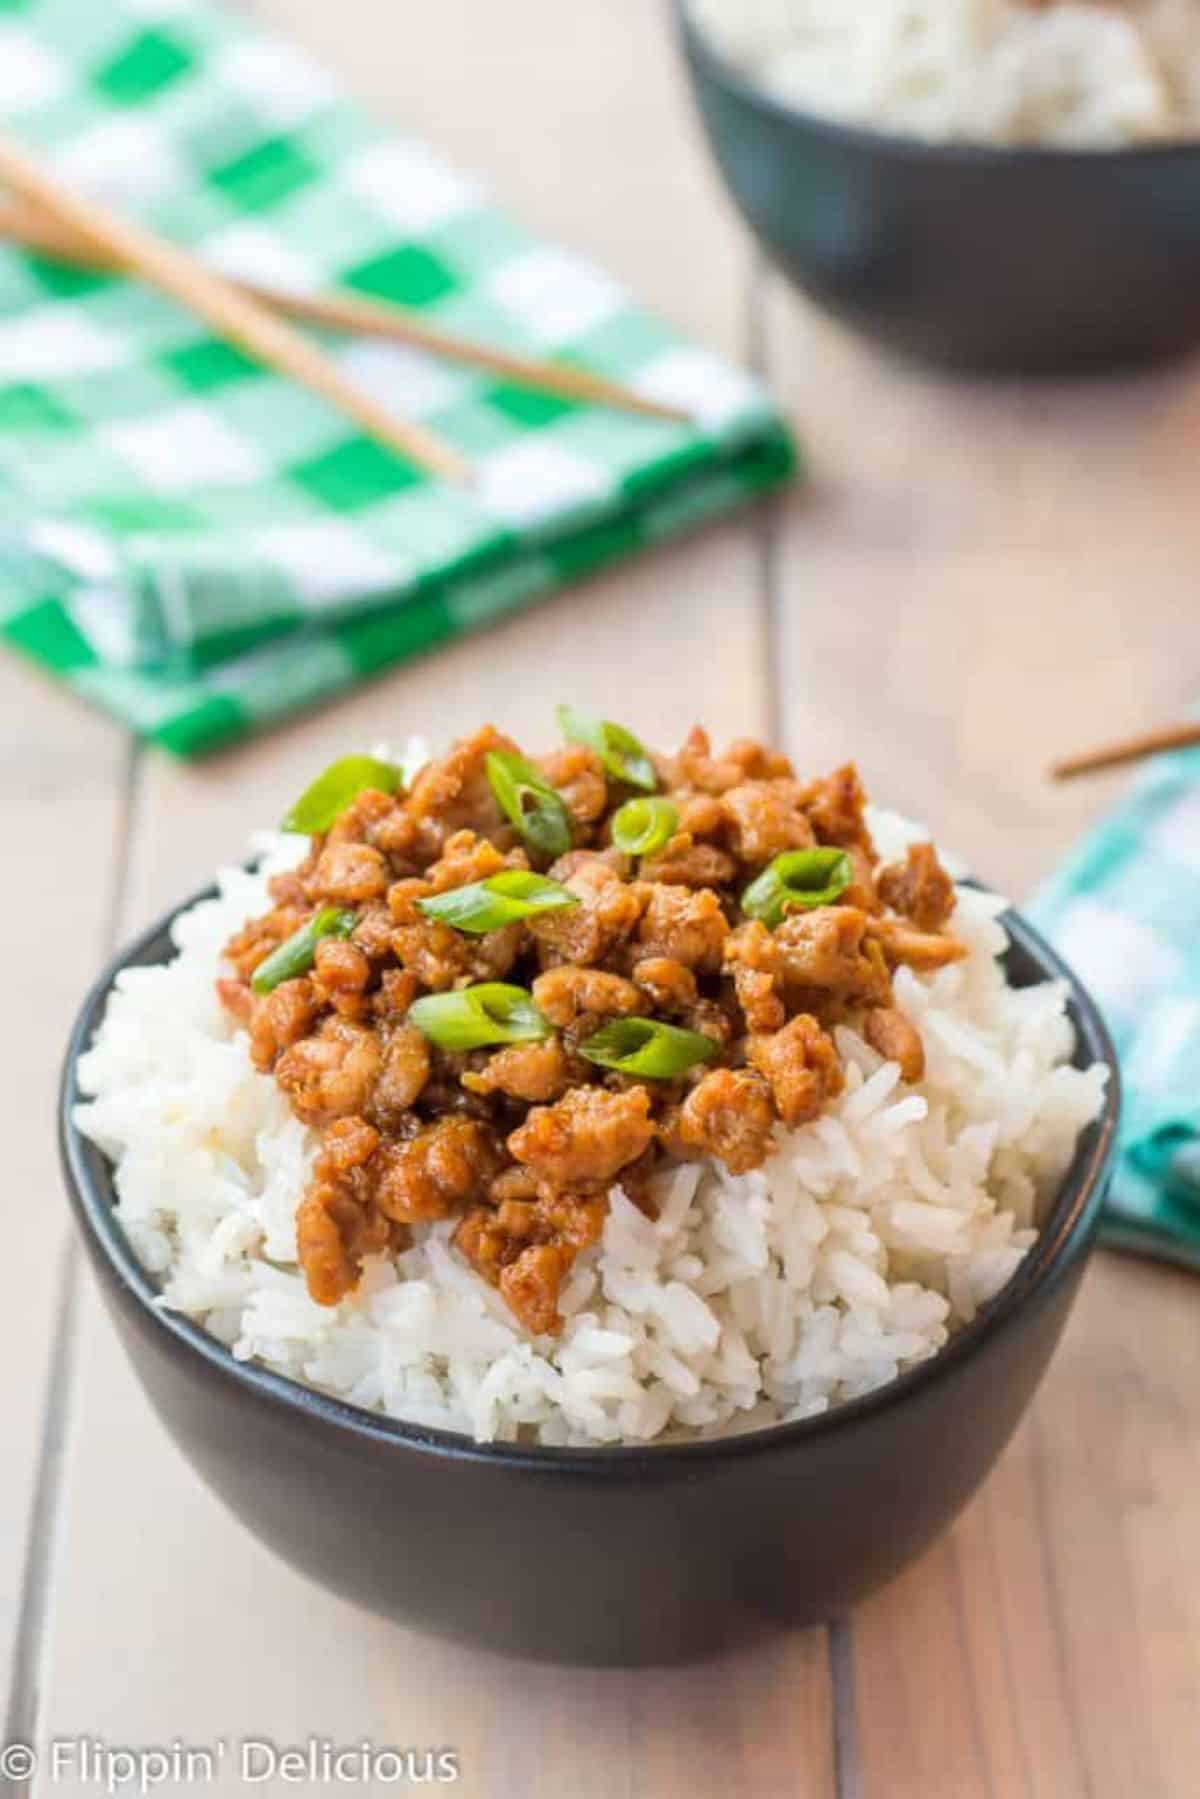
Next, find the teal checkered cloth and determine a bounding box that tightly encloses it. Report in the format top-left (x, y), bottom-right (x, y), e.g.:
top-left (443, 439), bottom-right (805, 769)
top-left (0, 0), bottom-right (794, 756)
top-left (1032, 752), bottom-right (1200, 1270)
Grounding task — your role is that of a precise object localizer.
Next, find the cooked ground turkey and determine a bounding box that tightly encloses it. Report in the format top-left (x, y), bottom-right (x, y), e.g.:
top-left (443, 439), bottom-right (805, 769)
top-left (220, 724), bottom-right (964, 1335)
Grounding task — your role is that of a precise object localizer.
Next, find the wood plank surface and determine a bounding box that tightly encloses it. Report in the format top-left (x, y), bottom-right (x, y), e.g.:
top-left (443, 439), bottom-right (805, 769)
top-left (24, 5), bottom-right (836, 1792)
top-left (0, 660), bottom-right (127, 1712)
top-left (251, 0), bottom-right (742, 354)
top-left (9, 0), bottom-right (1200, 1794)
top-left (765, 279), bottom-right (1200, 1798)
top-left (765, 285), bottom-right (1200, 895)
top-left (36, 546), bottom-right (839, 1799)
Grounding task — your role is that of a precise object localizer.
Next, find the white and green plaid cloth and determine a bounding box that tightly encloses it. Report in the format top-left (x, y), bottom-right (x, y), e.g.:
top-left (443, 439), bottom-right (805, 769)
top-left (1033, 752), bottom-right (1200, 1271)
top-left (0, 0), bottom-right (794, 756)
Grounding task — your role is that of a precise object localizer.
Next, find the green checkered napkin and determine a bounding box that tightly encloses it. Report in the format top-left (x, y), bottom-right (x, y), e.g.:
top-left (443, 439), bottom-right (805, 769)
top-left (1031, 752), bottom-right (1200, 1270)
top-left (0, 0), bottom-right (794, 756)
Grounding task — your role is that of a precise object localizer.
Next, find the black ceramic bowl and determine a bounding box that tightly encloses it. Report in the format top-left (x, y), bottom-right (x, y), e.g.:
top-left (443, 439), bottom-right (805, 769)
top-left (60, 890), bottom-right (1118, 1666)
top-left (676, 0), bottom-right (1200, 373)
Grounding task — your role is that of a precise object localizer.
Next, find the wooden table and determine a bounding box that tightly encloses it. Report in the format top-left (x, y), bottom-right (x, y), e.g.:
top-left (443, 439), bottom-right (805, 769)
top-left (5, 4), bottom-right (1200, 1794)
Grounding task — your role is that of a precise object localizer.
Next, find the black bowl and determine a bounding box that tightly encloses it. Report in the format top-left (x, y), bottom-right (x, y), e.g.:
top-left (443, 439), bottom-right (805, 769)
top-left (676, 0), bottom-right (1200, 373)
top-left (60, 889), bottom-right (1119, 1665)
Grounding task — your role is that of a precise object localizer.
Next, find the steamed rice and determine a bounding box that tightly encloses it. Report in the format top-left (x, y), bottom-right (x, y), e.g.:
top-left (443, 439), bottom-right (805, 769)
top-left (75, 809), bottom-right (1105, 1447)
top-left (691, 0), bottom-right (1200, 146)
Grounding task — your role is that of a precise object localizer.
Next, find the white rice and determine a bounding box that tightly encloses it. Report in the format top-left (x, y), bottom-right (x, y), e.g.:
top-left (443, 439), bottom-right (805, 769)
top-left (75, 809), bottom-right (1106, 1447)
top-left (691, 0), bottom-right (1200, 146)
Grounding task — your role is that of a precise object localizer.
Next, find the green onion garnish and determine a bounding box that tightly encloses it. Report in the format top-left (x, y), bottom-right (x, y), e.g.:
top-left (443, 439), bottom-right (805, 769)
top-left (282, 754), bottom-right (403, 835)
top-left (611, 796), bottom-right (678, 858)
top-left (577, 1016), bottom-right (719, 1080)
top-left (485, 751), bottom-right (573, 860)
top-left (251, 907), bottom-right (357, 994)
top-left (740, 848), bottom-right (853, 929)
top-left (407, 983), bottom-right (551, 1051)
top-left (556, 705), bottom-right (657, 792)
top-left (416, 871), bottom-right (579, 934)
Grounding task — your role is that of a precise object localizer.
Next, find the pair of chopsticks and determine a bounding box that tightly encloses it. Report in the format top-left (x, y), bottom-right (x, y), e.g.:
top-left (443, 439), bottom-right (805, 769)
top-left (0, 129), bottom-right (688, 485)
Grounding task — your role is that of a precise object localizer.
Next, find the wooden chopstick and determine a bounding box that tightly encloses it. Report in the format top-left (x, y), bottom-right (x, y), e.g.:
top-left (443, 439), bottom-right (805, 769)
top-left (0, 131), bottom-right (470, 483)
top-left (1050, 721), bottom-right (1200, 781)
top-left (0, 199), bottom-right (691, 426)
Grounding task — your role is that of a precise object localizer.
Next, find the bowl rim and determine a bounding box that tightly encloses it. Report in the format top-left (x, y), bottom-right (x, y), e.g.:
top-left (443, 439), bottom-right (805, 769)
top-left (674, 0), bottom-right (1200, 166)
top-left (60, 878), bottom-right (1120, 1476)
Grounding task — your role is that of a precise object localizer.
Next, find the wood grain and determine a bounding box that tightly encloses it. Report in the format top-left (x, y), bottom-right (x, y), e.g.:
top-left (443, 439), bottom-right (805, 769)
top-left (0, 659), bottom-right (127, 1706)
top-left (13, 0), bottom-right (1200, 1792)
top-left (38, 538), bottom-right (838, 1799)
top-left (24, 1), bottom-right (836, 1786)
top-left (764, 280), bottom-right (1200, 895)
top-left (250, 0), bottom-right (745, 356)
top-left (42, 1286), bottom-right (835, 1799)
top-left (846, 1256), bottom-right (1200, 1799)
top-left (764, 268), bottom-right (1200, 1798)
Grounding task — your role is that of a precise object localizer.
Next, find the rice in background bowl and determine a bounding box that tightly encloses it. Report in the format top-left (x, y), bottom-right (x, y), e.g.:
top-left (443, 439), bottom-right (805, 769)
top-left (690, 0), bottom-right (1200, 146)
top-left (74, 807), bottom-right (1106, 1449)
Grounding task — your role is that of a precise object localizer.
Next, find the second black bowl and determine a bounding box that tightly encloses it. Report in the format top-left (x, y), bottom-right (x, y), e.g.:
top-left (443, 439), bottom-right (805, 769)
top-left (677, 0), bottom-right (1200, 373)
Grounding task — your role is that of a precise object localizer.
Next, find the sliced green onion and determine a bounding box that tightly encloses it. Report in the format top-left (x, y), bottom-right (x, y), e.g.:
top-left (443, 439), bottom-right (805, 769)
top-left (282, 754), bottom-right (403, 835)
top-left (578, 1016), bottom-right (719, 1080)
top-left (485, 750), bottom-right (573, 860)
top-left (408, 983), bottom-right (551, 1051)
top-left (556, 705), bottom-right (657, 792)
top-left (611, 796), bottom-right (678, 858)
top-left (741, 847), bottom-right (853, 929)
top-left (251, 907), bottom-right (357, 994)
top-left (416, 870), bottom-right (579, 934)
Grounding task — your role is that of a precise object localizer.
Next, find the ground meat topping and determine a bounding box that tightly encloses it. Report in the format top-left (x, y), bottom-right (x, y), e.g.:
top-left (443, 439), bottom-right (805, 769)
top-left (295, 1115), bottom-right (392, 1307)
top-left (864, 1007), bottom-right (926, 1082)
top-left (877, 842), bottom-right (957, 932)
top-left (775, 907), bottom-right (892, 1005)
top-left (508, 1085), bottom-right (655, 1189)
top-left (374, 1118), bottom-right (500, 1223)
top-left (722, 921), bottom-right (786, 1035)
top-left (530, 966), bottom-right (642, 1032)
top-left (462, 1037), bottom-right (574, 1102)
top-left (674, 791), bottom-right (726, 838)
top-left (721, 780), bottom-right (815, 864)
top-left (221, 726), bottom-right (966, 1328)
top-left (673, 1068), bottom-right (777, 1173)
top-left (312, 939), bottom-right (372, 1020)
top-left (663, 726), bottom-right (793, 796)
top-left (386, 871), bottom-right (524, 988)
top-left (531, 857), bottom-right (646, 966)
top-left (499, 1245), bottom-right (575, 1337)
top-left (389, 914), bottom-right (475, 991)
top-left (248, 976), bottom-right (320, 1072)
top-left (275, 1018), bottom-right (382, 1125)
top-left (403, 724), bottom-right (519, 854)
top-left (307, 840), bottom-right (390, 905)
top-left (747, 1015), bottom-right (844, 1128)
top-left (868, 918), bottom-right (968, 972)
top-left (456, 1186), bottom-right (606, 1337)
top-left (631, 956), bottom-right (698, 1014)
top-left (640, 835), bottom-right (738, 889)
top-left (535, 745), bottom-right (609, 827)
top-left (223, 907), bottom-right (306, 984)
top-left (841, 843), bottom-right (882, 915)
top-left (634, 883), bottom-right (729, 971)
top-left (369, 1023), bottom-right (431, 1124)
top-left (797, 762), bottom-right (874, 853)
